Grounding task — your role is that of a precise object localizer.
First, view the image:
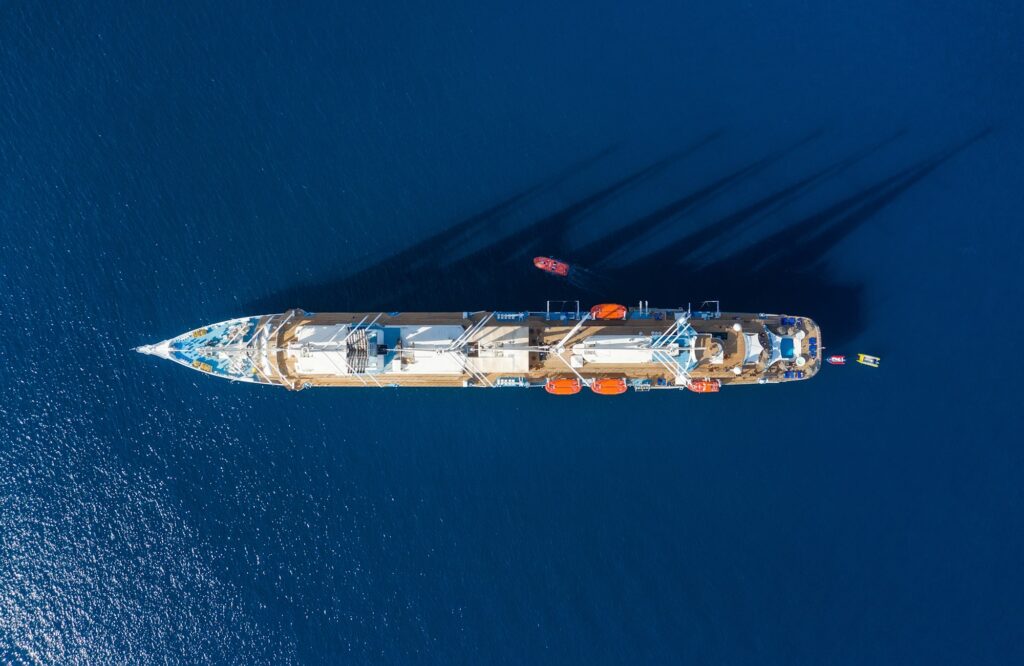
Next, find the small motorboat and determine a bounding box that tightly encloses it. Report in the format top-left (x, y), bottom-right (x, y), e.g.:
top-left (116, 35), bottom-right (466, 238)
top-left (545, 377), bottom-right (582, 395)
top-left (589, 303), bottom-right (628, 320)
top-left (589, 377), bottom-right (628, 395)
top-left (856, 354), bottom-right (881, 368)
top-left (686, 379), bottom-right (721, 393)
top-left (826, 355), bottom-right (846, 365)
top-left (533, 256), bottom-right (570, 277)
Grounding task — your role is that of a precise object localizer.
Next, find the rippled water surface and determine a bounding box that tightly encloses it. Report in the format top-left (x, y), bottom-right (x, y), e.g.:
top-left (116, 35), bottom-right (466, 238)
top-left (2, 2), bottom-right (1022, 663)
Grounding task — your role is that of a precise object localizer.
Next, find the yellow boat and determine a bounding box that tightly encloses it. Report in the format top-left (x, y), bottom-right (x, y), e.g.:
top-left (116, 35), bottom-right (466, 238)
top-left (856, 353), bottom-right (880, 368)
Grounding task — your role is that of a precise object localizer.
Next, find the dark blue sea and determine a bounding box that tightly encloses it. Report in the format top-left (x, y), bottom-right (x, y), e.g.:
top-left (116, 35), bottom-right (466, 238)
top-left (2, 2), bottom-right (1022, 663)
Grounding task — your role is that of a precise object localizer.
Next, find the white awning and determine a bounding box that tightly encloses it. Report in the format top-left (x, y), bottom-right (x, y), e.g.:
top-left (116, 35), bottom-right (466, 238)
top-left (397, 325), bottom-right (468, 374)
top-left (472, 326), bottom-right (530, 373)
top-left (287, 325), bottom-right (354, 375)
top-left (572, 335), bottom-right (669, 364)
top-left (743, 333), bottom-right (763, 364)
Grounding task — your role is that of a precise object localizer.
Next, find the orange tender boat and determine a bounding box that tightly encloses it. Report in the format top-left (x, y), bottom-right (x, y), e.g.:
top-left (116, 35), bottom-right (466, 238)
top-left (590, 377), bottom-right (628, 395)
top-left (589, 303), bottom-right (628, 320)
top-left (545, 377), bottom-right (582, 395)
top-left (687, 379), bottom-right (721, 393)
top-left (533, 256), bottom-right (571, 277)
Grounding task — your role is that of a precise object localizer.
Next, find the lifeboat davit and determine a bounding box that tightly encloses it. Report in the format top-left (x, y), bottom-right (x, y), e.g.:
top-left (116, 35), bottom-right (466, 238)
top-left (545, 377), bottom-right (582, 395)
top-left (589, 377), bottom-right (628, 395)
top-left (826, 355), bottom-right (846, 365)
top-left (533, 256), bottom-right (570, 277)
top-left (589, 303), bottom-right (628, 320)
top-left (687, 379), bottom-right (721, 393)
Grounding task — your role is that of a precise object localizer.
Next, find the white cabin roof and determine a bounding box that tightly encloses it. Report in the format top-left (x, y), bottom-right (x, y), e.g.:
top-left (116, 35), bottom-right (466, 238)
top-left (571, 335), bottom-right (664, 364)
top-left (286, 325), bottom-right (349, 375)
top-left (396, 325), bottom-right (466, 375)
top-left (471, 325), bottom-right (530, 373)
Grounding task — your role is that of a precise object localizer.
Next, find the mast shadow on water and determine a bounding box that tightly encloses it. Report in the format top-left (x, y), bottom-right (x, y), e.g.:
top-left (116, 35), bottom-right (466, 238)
top-left (246, 128), bottom-right (992, 347)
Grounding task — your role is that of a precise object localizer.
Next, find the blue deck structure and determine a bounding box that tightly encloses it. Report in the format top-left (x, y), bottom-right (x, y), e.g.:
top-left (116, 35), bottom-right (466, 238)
top-left (138, 316), bottom-right (273, 383)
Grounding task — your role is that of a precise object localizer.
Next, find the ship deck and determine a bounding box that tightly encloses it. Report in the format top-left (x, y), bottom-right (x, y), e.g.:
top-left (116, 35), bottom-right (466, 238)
top-left (265, 310), bottom-right (821, 390)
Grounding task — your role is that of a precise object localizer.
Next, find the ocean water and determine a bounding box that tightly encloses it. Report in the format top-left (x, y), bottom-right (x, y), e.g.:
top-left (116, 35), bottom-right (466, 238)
top-left (1, 1), bottom-right (1022, 663)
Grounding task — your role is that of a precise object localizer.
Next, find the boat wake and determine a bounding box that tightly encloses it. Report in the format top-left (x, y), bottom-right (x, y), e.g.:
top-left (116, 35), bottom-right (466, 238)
top-left (566, 264), bottom-right (612, 293)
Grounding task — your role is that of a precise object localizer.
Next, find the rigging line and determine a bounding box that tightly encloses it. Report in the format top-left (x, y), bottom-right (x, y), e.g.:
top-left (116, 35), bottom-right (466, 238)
top-left (265, 309), bottom-right (298, 348)
top-left (651, 349), bottom-right (682, 380)
top-left (364, 369), bottom-right (383, 388)
top-left (549, 349), bottom-right (590, 385)
top-left (247, 355), bottom-right (277, 386)
top-left (654, 349), bottom-right (692, 385)
top-left (319, 348), bottom-right (367, 386)
top-left (449, 311), bottom-right (494, 351)
top-left (332, 315), bottom-right (368, 345)
top-left (551, 313), bottom-right (592, 352)
top-left (651, 318), bottom-right (684, 348)
top-left (221, 322), bottom-right (252, 347)
top-left (447, 350), bottom-right (493, 387)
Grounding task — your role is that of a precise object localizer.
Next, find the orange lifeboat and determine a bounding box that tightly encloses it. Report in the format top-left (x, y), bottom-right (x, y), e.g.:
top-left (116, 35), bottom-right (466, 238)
top-left (545, 377), bottom-right (582, 395)
top-left (533, 256), bottom-right (571, 277)
top-left (589, 303), bottom-right (628, 320)
top-left (687, 379), bottom-right (721, 393)
top-left (590, 378), bottom-right (628, 395)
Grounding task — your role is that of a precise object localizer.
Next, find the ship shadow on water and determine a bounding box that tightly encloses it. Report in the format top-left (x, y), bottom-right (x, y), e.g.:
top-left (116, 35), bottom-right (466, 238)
top-left (246, 128), bottom-right (991, 347)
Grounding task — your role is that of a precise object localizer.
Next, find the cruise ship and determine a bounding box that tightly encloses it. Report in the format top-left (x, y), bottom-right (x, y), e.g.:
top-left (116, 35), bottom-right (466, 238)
top-left (136, 302), bottom-right (821, 394)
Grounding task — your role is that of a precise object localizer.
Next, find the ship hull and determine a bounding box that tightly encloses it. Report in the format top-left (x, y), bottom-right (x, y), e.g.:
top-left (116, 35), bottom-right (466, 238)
top-left (138, 305), bottom-right (822, 392)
